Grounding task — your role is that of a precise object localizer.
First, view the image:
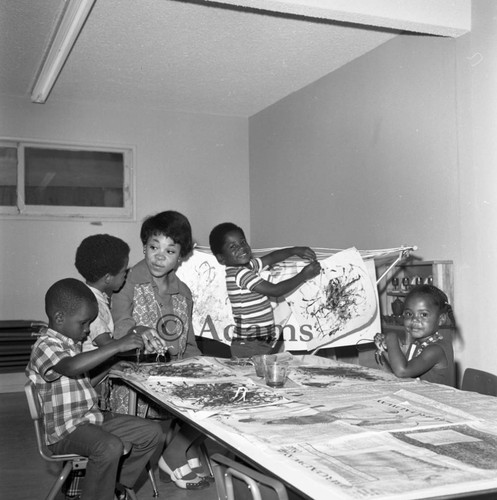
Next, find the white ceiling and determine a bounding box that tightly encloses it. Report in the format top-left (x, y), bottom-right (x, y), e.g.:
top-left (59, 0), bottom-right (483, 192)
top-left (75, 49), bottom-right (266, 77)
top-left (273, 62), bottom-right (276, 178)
top-left (0, 0), bottom-right (471, 117)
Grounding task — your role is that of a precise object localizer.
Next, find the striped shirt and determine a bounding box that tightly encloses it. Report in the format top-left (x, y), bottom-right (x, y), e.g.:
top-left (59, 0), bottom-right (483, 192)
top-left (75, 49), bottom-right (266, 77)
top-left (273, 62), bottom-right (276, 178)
top-left (225, 258), bottom-right (274, 339)
top-left (25, 328), bottom-right (103, 445)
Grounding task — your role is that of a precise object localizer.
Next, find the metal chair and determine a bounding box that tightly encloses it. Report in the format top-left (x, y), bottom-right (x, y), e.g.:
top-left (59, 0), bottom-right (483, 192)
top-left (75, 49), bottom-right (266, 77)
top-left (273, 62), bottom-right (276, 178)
top-left (24, 380), bottom-right (143, 500)
top-left (211, 453), bottom-right (289, 500)
top-left (25, 380), bottom-right (91, 500)
top-left (461, 368), bottom-right (497, 397)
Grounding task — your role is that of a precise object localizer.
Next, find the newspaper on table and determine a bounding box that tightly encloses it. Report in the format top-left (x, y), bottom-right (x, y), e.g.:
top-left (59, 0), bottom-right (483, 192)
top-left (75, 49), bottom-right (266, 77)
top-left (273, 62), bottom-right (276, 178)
top-left (210, 355), bottom-right (497, 500)
top-left (114, 354), bottom-right (497, 499)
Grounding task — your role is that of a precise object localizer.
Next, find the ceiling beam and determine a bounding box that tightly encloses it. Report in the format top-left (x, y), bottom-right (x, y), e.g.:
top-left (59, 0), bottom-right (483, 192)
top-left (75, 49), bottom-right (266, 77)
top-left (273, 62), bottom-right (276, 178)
top-left (202, 0), bottom-right (471, 37)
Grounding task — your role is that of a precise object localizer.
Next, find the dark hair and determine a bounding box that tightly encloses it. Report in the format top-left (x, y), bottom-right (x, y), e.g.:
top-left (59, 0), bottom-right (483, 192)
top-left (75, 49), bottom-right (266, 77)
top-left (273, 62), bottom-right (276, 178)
top-left (45, 278), bottom-right (97, 318)
top-left (405, 284), bottom-right (456, 326)
top-left (209, 222), bottom-right (245, 255)
top-left (140, 210), bottom-right (193, 258)
top-left (75, 234), bottom-right (130, 283)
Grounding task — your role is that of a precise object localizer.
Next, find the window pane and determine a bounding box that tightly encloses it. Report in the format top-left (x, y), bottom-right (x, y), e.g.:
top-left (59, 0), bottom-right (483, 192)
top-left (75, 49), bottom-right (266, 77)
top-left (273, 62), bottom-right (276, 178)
top-left (24, 148), bottom-right (124, 207)
top-left (0, 146), bottom-right (17, 206)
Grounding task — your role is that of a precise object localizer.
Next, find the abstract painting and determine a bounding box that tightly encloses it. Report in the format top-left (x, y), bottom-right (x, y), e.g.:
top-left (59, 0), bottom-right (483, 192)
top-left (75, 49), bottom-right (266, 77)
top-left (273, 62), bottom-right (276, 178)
top-left (177, 249), bottom-right (234, 345)
top-left (177, 247), bottom-right (379, 351)
top-left (284, 248), bottom-right (379, 350)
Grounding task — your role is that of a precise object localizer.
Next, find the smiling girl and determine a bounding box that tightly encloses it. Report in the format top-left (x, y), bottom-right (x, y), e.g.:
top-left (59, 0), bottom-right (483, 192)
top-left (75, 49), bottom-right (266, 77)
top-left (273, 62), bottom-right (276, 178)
top-left (375, 284), bottom-right (456, 387)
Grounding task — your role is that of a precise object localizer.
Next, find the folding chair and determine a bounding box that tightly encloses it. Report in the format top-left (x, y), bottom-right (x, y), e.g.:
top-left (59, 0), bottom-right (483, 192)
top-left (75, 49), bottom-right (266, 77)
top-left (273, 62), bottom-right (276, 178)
top-left (461, 368), bottom-right (497, 397)
top-left (24, 381), bottom-right (146, 500)
top-left (25, 380), bottom-right (90, 500)
top-left (211, 453), bottom-right (289, 500)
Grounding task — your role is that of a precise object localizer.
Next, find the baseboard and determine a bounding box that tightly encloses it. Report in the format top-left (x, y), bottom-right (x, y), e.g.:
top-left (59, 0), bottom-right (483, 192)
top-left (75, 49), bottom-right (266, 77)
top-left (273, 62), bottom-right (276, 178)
top-left (0, 371), bottom-right (26, 393)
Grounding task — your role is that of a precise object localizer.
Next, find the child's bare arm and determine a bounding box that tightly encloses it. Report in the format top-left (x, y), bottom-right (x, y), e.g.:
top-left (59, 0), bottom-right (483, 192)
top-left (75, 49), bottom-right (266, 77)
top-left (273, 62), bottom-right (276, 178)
top-left (252, 260), bottom-right (321, 298)
top-left (54, 330), bottom-right (145, 377)
top-left (260, 246), bottom-right (317, 268)
top-left (383, 332), bottom-right (445, 379)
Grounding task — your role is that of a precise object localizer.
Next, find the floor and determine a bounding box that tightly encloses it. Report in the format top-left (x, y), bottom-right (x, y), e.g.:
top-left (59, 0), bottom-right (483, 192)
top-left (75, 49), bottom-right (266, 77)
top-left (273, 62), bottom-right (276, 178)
top-left (0, 391), bottom-right (221, 500)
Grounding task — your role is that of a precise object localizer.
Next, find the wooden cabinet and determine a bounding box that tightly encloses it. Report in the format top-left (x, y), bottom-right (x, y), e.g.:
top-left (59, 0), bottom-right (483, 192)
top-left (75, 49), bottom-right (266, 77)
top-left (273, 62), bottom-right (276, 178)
top-left (376, 260), bottom-right (454, 324)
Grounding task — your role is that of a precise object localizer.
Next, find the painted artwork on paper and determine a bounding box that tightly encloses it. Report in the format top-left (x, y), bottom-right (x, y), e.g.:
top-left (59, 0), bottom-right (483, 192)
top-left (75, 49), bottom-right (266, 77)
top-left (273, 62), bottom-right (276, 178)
top-left (178, 247), bottom-right (379, 351)
top-left (177, 250), bottom-right (234, 344)
top-left (283, 248), bottom-right (379, 350)
top-left (146, 378), bottom-right (289, 415)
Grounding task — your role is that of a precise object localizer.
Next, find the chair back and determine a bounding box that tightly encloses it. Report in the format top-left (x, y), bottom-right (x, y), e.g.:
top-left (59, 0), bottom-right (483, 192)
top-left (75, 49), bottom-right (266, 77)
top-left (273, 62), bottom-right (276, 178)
top-left (24, 380), bottom-right (86, 463)
top-left (211, 453), bottom-right (289, 500)
top-left (461, 368), bottom-right (497, 397)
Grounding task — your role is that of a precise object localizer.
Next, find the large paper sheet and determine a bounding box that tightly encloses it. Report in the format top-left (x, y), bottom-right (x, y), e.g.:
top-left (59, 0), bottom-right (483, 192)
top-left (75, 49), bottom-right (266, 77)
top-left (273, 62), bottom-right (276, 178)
top-left (178, 248), bottom-right (380, 351)
top-left (177, 250), bottom-right (233, 345)
top-left (282, 248), bottom-right (380, 350)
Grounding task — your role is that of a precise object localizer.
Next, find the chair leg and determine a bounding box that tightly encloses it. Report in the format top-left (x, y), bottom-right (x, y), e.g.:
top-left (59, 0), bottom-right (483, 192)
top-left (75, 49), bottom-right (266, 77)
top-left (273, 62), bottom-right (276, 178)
top-left (147, 463), bottom-right (159, 497)
top-left (125, 487), bottom-right (138, 500)
top-left (46, 461), bottom-right (73, 500)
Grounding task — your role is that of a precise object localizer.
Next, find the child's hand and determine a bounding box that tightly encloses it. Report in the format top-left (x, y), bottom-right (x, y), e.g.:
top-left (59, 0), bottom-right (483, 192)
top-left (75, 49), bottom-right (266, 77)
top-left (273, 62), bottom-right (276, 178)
top-left (300, 260), bottom-right (321, 280)
top-left (114, 360), bottom-right (136, 372)
top-left (118, 329), bottom-right (145, 352)
top-left (374, 332), bottom-right (387, 352)
top-left (294, 246), bottom-right (317, 261)
top-left (374, 332), bottom-right (387, 366)
top-left (125, 325), bottom-right (167, 354)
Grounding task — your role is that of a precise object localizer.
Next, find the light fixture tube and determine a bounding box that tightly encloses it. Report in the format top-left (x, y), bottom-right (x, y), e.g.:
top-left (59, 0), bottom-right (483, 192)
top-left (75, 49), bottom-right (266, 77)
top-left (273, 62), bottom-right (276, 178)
top-left (30, 0), bottom-right (96, 103)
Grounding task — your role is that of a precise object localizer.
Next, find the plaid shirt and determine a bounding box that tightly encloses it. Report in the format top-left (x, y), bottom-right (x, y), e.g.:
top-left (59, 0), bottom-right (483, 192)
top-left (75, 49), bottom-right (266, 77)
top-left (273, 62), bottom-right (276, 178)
top-left (25, 328), bottom-right (103, 445)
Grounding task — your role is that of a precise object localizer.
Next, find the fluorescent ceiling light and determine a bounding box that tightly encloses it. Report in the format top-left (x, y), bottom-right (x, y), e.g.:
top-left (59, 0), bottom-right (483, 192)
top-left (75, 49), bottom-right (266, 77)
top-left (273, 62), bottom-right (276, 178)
top-left (31, 0), bottom-right (96, 104)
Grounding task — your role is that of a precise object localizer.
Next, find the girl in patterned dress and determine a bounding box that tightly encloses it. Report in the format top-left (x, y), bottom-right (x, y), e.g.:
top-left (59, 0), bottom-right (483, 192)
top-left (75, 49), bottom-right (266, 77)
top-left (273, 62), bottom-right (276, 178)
top-left (374, 284), bottom-right (455, 387)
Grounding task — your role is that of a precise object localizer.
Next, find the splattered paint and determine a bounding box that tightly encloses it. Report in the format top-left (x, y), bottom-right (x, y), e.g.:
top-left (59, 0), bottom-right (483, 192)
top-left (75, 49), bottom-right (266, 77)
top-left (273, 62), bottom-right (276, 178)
top-left (177, 250), bottom-right (234, 343)
top-left (287, 248), bottom-right (378, 349)
top-left (177, 247), bottom-right (379, 351)
top-left (147, 379), bottom-right (288, 413)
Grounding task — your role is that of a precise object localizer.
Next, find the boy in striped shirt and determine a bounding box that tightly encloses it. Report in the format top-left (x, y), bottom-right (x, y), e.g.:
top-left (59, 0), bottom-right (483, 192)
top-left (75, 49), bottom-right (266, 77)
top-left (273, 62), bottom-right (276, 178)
top-left (209, 222), bottom-right (321, 358)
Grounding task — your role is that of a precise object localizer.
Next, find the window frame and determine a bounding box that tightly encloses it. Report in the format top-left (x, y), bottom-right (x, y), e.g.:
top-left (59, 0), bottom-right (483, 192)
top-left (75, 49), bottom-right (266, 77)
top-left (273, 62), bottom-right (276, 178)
top-left (0, 137), bottom-right (135, 220)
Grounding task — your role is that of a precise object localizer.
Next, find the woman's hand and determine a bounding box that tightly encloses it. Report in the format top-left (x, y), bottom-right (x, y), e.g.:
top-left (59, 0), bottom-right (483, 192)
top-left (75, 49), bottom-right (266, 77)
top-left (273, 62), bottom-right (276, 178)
top-left (113, 360), bottom-right (136, 372)
top-left (141, 328), bottom-right (167, 354)
top-left (126, 325), bottom-right (167, 354)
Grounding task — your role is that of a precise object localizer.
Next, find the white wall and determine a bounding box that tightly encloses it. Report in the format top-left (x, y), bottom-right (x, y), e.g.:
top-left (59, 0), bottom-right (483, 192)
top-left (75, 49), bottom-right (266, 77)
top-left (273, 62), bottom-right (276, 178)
top-left (0, 96), bottom-right (249, 320)
top-left (455, 0), bottom-right (497, 378)
top-left (249, 34), bottom-right (458, 255)
top-left (249, 1), bottom-right (497, 378)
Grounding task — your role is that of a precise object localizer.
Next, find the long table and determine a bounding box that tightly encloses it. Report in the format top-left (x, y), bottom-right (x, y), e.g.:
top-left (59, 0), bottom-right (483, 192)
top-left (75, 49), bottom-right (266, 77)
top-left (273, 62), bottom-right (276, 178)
top-left (112, 355), bottom-right (497, 500)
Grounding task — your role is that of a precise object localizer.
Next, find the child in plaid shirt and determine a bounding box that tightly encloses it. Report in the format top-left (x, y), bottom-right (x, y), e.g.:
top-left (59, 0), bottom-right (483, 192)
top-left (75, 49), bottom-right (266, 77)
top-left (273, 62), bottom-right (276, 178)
top-left (26, 278), bottom-right (164, 500)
